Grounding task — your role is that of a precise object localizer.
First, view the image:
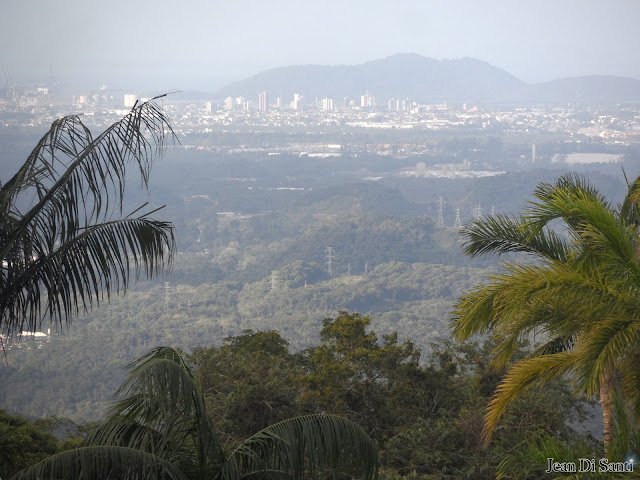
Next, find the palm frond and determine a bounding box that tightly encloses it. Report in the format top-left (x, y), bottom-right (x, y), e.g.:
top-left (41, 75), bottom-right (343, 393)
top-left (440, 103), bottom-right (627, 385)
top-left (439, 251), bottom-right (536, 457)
top-left (2, 214), bottom-right (174, 334)
top-left (11, 445), bottom-right (188, 480)
top-left (574, 314), bottom-right (640, 396)
top-left (452, 260), bottom-right (586, 346)
top-left (460, 213), bottom-right (571, 262)
top-left (451, 281), bottom-right (505, 341)
top-left (90, 346), bottom-right (223, 476)
top-left (526, 172), bottom-right (609, 231)
top-left (220, 414), bottom-right (379, 480)
top-left (0, 97), bottom-right (176, 334)
top-left (621, 174), bottom-right (640, 226)
top-left (484, 352), bottom-right (578, 444)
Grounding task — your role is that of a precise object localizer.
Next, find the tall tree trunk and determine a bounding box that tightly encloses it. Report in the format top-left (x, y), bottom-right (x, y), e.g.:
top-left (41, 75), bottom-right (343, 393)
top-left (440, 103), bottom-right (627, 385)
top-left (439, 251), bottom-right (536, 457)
top-left (600, 368), bottom-right (616, 458)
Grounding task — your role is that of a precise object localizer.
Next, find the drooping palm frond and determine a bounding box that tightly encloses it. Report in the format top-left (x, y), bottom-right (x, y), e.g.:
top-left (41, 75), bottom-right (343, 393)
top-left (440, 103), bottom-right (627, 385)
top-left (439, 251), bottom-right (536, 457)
top-left (3, 213), bottom-right (174, 334)
top-left (483, 351), bottom-right (579, 444)
top-left (88, 346), bottom-right (224, 478)
top-left (460, 213), bottom-right (570, 262)
top-left (452, 260), bottom-right (592, 355)
top-left (220, 414), bottom-right (379, 480)
top-left (526, 172), bottom-right (610, 232)
top-left (0, 96), bottom-right (176, 335)
top-left (11, 445), bottom-right (188, 480)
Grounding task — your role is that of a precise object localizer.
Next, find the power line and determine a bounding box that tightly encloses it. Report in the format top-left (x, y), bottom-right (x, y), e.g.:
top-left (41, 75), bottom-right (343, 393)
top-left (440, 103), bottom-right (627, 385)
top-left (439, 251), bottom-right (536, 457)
top-left (454, 207), bottom-right (462, 228)
top-left (473, 204), bottom-right (483, 220)
top-left (325, 247), bottom-right (334, 276)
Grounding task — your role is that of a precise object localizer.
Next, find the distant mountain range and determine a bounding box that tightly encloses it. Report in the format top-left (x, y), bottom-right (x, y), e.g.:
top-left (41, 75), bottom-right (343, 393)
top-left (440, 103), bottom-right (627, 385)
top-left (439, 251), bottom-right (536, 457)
top-left (214, 53), bottom-right (640, 105)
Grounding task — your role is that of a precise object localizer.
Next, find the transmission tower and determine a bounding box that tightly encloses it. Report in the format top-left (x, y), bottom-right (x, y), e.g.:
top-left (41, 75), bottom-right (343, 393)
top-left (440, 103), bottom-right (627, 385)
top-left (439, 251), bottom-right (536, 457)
top-left (490, 205), bottom-right (496, 216)
top-left (325, 247), bottom-right (335, 276)
top-left (270, 271), bottom-right (279, 291)
top-left (364, 261), bottom-right (368, 274)
top-left (472, 204), bottom-right (483, 220)
top-left (437, 196), bottom-right (445, 228)
top-left (454, 208), bottom-right (462, 228)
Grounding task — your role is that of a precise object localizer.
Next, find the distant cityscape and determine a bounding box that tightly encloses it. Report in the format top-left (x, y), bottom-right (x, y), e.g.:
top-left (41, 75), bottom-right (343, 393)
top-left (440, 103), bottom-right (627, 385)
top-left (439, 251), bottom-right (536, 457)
top-left (1, 82), bottom-right (639, 154)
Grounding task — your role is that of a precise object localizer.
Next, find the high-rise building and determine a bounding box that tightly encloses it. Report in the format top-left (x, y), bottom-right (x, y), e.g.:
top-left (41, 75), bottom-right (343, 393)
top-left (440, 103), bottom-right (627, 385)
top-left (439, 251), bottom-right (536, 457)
top-left (224, 97), bottom-right (234, 110)
top-left (259, 91), bottom-right (268, 112)
top-left (321, 97), bottom-right (334, 111)
top-left (360, 92), bottom-right (375, 108)
top-left (532, 143), bottom-right (536, 163)
top-left (292, 93), bottom-right (303, 110)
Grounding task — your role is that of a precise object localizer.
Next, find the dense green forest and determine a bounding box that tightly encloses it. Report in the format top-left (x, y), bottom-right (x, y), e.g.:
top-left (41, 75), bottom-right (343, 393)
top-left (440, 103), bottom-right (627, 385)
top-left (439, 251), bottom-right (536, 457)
top-left (2, 127), bottom-right (639, 478)
top-left (0, 144), bottom-right (633, 421)
top-left (1, 315), bottom-right (602, 479)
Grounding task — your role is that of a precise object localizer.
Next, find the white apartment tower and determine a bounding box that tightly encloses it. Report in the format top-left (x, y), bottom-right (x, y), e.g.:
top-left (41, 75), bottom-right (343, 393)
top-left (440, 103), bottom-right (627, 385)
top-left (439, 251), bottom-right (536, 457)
top-left (259, 91), bottom-right (268, 112)
top-left (360, 92), bottom-right (375, 108)
top-left (292, 93), bottom-right (303, 110)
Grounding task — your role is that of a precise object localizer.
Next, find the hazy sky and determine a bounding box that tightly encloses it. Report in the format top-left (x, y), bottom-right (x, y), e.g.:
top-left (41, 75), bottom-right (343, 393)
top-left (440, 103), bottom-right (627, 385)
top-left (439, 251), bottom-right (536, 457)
top-left (2, 0), bottom-right (639, 92)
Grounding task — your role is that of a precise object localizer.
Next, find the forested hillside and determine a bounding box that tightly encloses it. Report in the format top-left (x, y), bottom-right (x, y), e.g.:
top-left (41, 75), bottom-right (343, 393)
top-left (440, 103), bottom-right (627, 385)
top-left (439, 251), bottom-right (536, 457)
top-left (0, 139), bottom-right (631, 424)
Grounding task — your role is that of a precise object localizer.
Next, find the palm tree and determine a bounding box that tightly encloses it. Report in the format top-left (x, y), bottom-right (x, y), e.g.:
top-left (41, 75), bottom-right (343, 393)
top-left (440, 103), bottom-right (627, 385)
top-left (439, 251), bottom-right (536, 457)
top-left (12, 346), bottom-right (379, 480)
top-left (0, 96), bottom-right (176, 337)
top-left (452, 173), bottom-right (640, 456)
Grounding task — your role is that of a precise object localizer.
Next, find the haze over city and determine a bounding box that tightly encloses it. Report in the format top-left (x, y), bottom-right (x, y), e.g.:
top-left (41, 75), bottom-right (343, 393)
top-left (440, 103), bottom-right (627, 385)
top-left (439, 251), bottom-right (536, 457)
top-left (5, 1), bottom-right (640, 477)
top-left (2, 0), bottom-right (640, 91)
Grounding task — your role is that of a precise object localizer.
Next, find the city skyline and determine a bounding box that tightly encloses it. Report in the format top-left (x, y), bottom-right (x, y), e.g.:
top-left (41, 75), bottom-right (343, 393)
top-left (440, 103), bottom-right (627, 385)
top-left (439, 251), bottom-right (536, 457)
top-left (1, 0), bottom-right (640, 91)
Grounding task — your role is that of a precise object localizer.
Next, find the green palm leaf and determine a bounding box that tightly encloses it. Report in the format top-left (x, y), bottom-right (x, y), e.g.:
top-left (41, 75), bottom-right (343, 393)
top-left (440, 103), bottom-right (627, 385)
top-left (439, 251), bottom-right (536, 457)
top-left (11, 446), bottom-right (188, 480)
top-left (461, 213), bottom-right (570, 262)
top-left (88, 346), bottom-right (224, 478)
top-left (484, 352), bottom-right (579, 443)
top-left (220, 414), bottom-right (379, 480)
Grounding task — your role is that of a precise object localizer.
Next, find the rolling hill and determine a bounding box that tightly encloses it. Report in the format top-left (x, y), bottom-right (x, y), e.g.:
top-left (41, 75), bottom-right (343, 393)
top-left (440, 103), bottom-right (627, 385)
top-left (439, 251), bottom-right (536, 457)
top-left (214, 53), bottom-right (640, 105)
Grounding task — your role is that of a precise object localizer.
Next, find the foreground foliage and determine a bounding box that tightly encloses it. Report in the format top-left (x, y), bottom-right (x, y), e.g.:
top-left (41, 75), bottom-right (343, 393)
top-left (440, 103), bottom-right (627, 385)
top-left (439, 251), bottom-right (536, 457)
top-left (452, 172), bottom-right (640, 456)
top-left (13, 346), bottom-right (378, 480)
top-left (3, 314), bottom-right (604, 479)
top-left (191, 313), bottom-right (596, 479)
top-left (0, 97), bottom-right (176, 336)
